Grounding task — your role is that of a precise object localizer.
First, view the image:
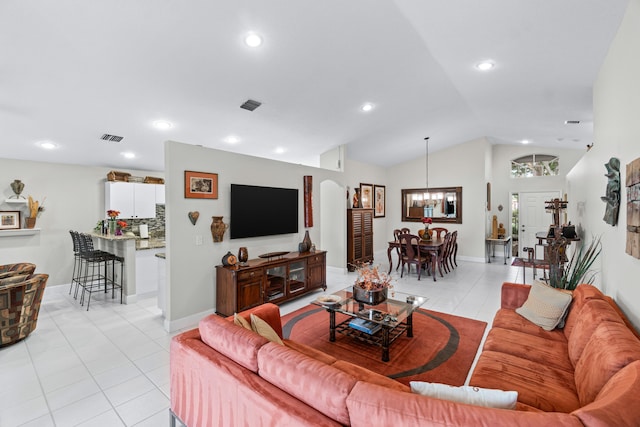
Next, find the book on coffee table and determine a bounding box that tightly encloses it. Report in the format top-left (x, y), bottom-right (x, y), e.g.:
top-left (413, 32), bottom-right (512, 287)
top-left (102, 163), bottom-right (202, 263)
top-left (348, 318), bottom-right (381, 335)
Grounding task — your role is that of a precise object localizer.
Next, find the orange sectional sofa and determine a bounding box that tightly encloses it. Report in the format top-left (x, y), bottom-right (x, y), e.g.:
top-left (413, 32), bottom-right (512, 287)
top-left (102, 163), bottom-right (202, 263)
top-left (170, 283), bottom-right (640, 426)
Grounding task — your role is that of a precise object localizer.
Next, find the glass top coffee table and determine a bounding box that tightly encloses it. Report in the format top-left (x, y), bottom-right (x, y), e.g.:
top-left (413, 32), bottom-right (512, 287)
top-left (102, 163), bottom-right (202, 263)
top-left (312, 287), bottom-right (428, 362)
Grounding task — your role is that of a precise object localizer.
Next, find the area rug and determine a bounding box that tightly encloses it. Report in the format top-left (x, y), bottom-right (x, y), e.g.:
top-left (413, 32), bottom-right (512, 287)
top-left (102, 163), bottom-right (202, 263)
top-left (281, 305), bottom-right (487, 386)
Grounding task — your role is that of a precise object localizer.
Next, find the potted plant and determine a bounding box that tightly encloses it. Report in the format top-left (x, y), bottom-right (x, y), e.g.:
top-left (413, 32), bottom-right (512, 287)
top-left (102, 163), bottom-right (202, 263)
top-left (352, 263), bottom-right (393, 305)
top-left (550, 235), bottom-right (602, 291)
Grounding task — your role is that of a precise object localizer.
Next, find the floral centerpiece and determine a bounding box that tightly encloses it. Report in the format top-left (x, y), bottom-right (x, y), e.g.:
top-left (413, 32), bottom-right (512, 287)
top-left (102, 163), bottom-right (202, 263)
top-left (419, 217), bottom-right (433, 240)
top-left (352, 263), bottom-right (393, 305)
top-left (107, 210), bottom-right (120, 235)
top-left (116, 220), bottom-right (128, 236)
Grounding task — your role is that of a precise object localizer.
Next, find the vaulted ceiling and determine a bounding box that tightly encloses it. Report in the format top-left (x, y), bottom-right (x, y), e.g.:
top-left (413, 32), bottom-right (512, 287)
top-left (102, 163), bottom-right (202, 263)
top-left (0, 1), bottom-right (629, 171)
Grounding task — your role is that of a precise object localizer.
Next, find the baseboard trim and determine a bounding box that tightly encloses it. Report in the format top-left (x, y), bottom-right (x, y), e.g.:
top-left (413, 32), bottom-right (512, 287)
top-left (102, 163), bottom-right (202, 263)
top-left (164, 308), bottom-right (216, 333)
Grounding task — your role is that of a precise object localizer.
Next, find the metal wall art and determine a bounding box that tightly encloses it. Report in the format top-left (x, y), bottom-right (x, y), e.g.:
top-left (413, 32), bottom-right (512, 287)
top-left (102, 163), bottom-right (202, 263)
top-left (601, 157), bottom-right (621, 226)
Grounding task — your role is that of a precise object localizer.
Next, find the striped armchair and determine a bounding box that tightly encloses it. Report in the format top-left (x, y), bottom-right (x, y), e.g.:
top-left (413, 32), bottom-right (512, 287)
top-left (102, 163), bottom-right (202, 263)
top-left (0, 263), bottom-right (36, 280)
top-left (0, 273), bottom-right (48, 346)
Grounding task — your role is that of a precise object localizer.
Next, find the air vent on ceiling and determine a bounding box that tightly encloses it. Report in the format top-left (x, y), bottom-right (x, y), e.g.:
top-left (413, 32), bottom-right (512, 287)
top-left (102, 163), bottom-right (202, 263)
top-left (564, 120), bottom-right (581, 124)
top-left (100, 134), bottom-right (124, 142)
top-left (240, 99), bottom-right (262, 111)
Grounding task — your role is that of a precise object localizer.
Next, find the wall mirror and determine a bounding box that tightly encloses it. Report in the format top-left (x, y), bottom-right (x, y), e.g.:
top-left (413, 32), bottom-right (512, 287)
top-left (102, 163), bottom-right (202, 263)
top-left (401, 187), bottom-right (462, 224)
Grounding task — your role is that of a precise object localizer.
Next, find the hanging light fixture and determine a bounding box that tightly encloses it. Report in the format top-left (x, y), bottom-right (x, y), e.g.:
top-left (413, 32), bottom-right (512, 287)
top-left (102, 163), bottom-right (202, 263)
top-left (424, 136), bottom-right (434, 216)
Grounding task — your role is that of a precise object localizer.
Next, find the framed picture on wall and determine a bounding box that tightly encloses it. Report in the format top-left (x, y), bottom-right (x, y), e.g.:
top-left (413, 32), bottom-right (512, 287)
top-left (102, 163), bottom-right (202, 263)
top-left (0, 211), bottom-right (21, 230)
top-left (374, 185), bottom-right (386, 217)
top-left (360, 183), bottom-right (373, 209)
top-left (185, 171), bottom-right (218, 199)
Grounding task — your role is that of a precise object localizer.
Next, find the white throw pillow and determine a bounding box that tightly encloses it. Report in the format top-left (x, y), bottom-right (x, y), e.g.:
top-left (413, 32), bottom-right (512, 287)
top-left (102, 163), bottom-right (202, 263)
top-left (516, 280), bottom-right (572, 331)
top-left (250, 313), bottom-right (284, 345)
top-left (410, 382), bottom-right (518, 410)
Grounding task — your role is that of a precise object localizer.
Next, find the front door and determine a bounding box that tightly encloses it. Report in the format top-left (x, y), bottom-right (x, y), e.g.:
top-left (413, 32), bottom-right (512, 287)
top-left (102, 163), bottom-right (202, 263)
top-left (519, 191), bottom-right (561, 257)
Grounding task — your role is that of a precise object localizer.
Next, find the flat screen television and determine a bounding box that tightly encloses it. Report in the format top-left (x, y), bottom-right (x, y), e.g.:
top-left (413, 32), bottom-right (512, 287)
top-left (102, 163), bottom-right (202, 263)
top-left (230, 184), bottom-right (299, 239)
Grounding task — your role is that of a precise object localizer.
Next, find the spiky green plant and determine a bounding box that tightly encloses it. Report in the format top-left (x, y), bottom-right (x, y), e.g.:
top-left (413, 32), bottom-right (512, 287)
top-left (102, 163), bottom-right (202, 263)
top-left (551, 235), bottom-right (602, 290)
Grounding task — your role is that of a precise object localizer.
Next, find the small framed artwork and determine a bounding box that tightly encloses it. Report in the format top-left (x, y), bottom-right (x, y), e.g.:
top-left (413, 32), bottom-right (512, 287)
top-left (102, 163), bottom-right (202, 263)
top-left (374, 185), bottom-right (386, 217)
top-left (0, 211), bottom-right (21, 230)
top-left (360, 183), bottom-right (373, 209)
top-left (185, 171), bottom-right (218, 199)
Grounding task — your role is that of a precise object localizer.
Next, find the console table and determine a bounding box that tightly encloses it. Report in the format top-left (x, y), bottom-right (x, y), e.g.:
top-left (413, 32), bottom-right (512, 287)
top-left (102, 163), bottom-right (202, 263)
top-left (215, 251), bottom-right (326, 317)
top-left (485, 236), bottom-right (512, 264)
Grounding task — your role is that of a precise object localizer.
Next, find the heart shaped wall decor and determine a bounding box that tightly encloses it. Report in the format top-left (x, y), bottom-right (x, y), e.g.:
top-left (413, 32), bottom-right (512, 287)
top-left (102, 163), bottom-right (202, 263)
top-left (188, 211), bottom-right (200, 225)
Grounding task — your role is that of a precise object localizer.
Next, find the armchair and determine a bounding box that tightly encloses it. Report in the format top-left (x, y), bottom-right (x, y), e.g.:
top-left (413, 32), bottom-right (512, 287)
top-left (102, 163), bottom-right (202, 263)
top-left (0, 274), bottom-right (49, 346)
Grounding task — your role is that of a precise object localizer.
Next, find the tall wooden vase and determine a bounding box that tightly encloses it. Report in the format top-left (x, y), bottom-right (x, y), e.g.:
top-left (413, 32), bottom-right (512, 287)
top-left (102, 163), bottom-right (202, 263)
top-left (211, 216), bottom-right (228, 242)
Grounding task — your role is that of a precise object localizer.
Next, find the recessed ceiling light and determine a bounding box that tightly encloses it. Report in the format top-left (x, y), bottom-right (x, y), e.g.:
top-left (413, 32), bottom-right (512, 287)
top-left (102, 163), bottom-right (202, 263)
top-left (521, 139), bottom-right (530, 145)
top-left (274, 147), bottom-right (286, 154)
top-left (37, 140), bottom-right (57, 150)
top-left (475, 60), bottom-right (495, 71)
top-left (153, 120), bottom-right (173, 130)
top-left (244, 33), bottom-right (263, 47)
top-left (121, 152), bottom-right (136, 159)
top-left (224, 135), bottom-right (240, 144)
top-left (361, 103), bottom-right (374, 112)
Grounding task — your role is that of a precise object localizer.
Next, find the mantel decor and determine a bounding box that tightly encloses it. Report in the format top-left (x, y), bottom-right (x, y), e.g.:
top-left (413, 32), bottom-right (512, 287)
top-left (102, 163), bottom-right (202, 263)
top-left (185, 170), bottom-right (218, 199)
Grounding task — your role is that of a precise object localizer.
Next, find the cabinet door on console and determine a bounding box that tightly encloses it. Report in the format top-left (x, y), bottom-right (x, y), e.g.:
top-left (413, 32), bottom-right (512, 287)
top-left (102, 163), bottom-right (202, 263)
top-left (287, 260), bottom-right (306, 296)
top-left (237, 270), bottom-right (263, 312)
top-left (307, 252), bottom-right (326, 291)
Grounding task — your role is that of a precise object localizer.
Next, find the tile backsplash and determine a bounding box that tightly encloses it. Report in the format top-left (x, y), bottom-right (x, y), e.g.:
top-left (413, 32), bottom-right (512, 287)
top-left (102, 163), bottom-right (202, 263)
top-left (127, 204), bottom-right (165, 238)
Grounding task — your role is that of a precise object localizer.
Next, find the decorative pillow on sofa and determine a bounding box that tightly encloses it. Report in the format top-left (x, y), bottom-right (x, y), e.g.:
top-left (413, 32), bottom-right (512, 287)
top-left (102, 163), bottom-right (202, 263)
top-left (515, 280), bottom-right (572, 331)
top-left (250, 313), bottom-right (284, 345)
top-left (233, 313), bottom-right (252, 330)
top-left (410, 382), bottom-right (518, 409)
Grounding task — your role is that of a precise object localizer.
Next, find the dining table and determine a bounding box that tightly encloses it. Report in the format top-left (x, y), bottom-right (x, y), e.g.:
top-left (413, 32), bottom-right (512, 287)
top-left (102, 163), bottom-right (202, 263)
top-left (387, 237), bottom-right (445, 281)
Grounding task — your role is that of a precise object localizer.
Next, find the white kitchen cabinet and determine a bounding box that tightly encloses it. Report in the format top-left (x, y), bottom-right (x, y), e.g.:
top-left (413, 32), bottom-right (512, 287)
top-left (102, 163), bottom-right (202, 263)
top-left (105, 182), bottom-right (157, 219)
top-left (155, 184), bottom-right (165, 204)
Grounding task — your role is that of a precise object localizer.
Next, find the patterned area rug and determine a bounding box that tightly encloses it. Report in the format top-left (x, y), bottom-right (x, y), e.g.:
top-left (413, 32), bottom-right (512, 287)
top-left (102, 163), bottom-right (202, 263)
top-left (281, 305), bottom-right (487, 386)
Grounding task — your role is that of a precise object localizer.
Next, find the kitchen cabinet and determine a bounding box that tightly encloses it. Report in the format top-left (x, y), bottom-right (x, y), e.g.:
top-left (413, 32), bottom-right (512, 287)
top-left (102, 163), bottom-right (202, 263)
top-left (215, 251), bottom-right (327, 317)
top-left (105, 182), bottom-right (157, 219)
top-left (155, 184), bottom-right (165, 204)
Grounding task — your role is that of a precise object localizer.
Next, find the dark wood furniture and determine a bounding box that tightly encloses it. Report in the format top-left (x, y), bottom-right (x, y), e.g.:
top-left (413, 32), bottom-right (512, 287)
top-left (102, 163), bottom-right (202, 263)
top-left (387, 238), bottom-right (445, 281)
top-left (398, 233), bottom-right (431, 280)
top-left (311, 287), bottom-right (427, 362)
top-left (215, 251), bottom-right (326, 316)
top-left (347, 208), bottom-right (374, 271)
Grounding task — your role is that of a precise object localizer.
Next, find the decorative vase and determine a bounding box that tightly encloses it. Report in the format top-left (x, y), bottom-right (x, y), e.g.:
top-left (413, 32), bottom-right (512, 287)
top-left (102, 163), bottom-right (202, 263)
top-left (25, 217), bottom-right (36, 229)
top-left (10, 179), bottom-right (25, 199)
top-left (353, 284), bottom-right (388, 305)
top-left (353, 188), bottom-right (360, 208)
top-left (115, 227), bottom-right (123, 236)
top-left (211, 216), bottom-right (228, 242)
top-left (108, 219), bottom-right (117, 235)
top-left (303, 230), bottom-right (312, 250)
top-left (238, 247), bottom-right (248, 263)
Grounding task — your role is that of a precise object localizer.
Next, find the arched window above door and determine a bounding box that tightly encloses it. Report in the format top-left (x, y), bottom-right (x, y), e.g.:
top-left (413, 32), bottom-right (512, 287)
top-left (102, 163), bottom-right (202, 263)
top-left (511, 154), bottom-right (559, 178)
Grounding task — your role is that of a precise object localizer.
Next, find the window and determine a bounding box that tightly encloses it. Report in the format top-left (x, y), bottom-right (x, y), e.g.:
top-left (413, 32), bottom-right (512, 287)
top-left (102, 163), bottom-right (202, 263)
top-left (511, 154), bottom-right (559, 178)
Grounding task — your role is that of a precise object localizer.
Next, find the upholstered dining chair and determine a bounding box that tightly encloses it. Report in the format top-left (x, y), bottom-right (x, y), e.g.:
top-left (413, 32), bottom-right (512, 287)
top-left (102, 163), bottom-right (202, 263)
top-left (431, 227), bottom-right (448, 240)
top-left (0, 263), bottom-right (36, 280)
top-left (393, 228), bottom-right (412, 271)
top-left (0, 273), bottom-right (49, 346)
top-left (399, 233), bottom-right (430, 280)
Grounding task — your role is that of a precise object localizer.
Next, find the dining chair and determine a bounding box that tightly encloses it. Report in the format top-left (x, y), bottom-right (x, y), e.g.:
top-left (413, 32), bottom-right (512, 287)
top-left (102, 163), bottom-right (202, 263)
top-left (437, 232), bottom-right (453, 275)
top-left (445, 230), bottom-right (458, 271)
top-left (399, 233), bottom-right (430, 280)
top-left (393, 228), bottom-right (412, 271)
top-left (431, 227), bottom-right (448, 239)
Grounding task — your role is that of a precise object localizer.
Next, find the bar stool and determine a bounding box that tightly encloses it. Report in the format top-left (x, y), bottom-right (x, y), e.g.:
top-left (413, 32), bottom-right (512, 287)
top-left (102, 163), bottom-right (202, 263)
top-left (72, 232), bottom-right (124, 310)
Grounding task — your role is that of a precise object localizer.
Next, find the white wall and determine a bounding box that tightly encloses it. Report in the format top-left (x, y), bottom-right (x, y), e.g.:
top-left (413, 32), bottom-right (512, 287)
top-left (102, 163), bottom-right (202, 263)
top-left (386, 137), bottom-right (491, 260)
top-left (567, 0), bottom-right (640, 330)
top-left (164, 141), bottom-right (344, 329)
top-left (0, 158), bottom-right (161, 286)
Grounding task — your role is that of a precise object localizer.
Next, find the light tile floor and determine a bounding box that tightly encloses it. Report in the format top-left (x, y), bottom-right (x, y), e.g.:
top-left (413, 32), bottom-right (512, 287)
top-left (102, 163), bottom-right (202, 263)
top-left (0, 257), bottom-right (522, 426)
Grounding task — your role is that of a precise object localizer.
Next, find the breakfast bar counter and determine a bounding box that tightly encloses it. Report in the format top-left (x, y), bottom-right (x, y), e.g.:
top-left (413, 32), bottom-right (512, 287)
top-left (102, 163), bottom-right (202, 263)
top-left (90, 232), bottom-right (138, 303)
